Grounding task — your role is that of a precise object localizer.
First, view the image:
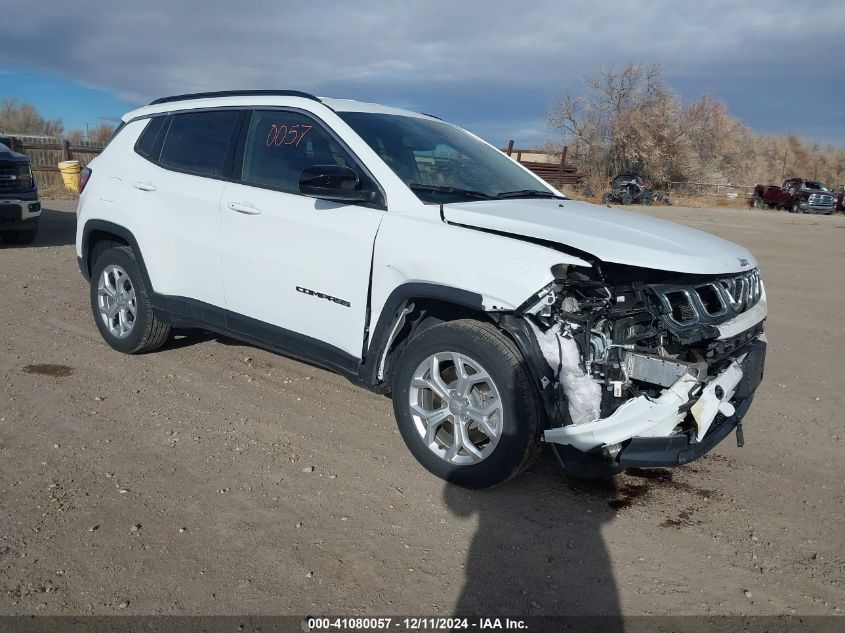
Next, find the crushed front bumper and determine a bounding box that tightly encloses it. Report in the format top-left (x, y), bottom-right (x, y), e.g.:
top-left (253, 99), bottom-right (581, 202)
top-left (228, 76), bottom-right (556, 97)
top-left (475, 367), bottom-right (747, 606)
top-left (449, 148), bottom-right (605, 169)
top-left (545, 339), bottom-right (766, 470)
top-left (618, 393), bottom-right (753, 467)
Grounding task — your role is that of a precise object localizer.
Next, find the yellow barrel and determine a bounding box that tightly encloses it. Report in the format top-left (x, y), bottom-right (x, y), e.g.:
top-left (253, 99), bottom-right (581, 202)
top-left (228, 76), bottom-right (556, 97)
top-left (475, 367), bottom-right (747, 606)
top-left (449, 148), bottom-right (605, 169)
top-left (58, 160), bottom-right (81, 191)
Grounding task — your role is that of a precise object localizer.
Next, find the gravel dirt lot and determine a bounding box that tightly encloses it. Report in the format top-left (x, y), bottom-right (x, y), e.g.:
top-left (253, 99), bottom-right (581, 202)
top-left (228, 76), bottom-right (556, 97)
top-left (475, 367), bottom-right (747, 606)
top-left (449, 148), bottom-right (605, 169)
top-left (1, 200), bottom-right (843, 617)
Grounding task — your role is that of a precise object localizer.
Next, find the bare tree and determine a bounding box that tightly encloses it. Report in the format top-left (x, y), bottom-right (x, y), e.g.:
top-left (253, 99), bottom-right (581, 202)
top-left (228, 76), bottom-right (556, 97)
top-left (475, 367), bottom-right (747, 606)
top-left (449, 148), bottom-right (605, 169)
top-left (66, 123), bottom-right (115, 145)
top-left (547, 64), bottom-right (685, 186)
top-left (547, 65), bottom-right (845, 192)
top-left (89, 123), bottom-right (116, 144)
top-left (0, 99), bottom-right (63, 136)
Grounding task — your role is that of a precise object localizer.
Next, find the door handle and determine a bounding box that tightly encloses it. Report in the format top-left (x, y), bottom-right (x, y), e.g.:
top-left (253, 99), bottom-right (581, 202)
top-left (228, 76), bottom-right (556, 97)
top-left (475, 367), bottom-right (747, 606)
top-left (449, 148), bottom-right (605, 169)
top-left (227, 201), bottom-right (261, 215)
top-left (131, 181), bottom-right (156, 192)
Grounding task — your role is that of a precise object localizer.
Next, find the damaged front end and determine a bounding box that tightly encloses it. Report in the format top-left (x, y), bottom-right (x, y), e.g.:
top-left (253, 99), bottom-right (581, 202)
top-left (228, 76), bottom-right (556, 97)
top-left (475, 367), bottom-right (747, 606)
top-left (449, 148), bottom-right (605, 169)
top-left (517, 264), bottom-right (767, 477)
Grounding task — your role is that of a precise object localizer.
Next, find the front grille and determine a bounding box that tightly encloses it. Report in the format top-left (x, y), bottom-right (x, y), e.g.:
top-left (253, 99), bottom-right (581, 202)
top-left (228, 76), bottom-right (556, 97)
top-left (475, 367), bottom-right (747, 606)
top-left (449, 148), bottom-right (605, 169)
top-left (0, 167), bottom-right (32, 194)
top-left (808, 193), bottom-right (835, 209)
top-left (696, 284), bottom-right (725, 316)
top-left (0, 204), bottom-right (22, 222)
top-left (653, 270), bottom-right (762, 328)
top-left (665, 291), bottom-right (696, 322)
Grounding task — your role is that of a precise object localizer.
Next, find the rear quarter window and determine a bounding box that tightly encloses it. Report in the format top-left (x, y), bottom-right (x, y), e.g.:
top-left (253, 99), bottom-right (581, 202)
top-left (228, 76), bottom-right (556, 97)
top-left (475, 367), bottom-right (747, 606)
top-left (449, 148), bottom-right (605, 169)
top-left (134, 116), bottom-right (167, 159)
top-left (158, 110), bottom-right (242, 178)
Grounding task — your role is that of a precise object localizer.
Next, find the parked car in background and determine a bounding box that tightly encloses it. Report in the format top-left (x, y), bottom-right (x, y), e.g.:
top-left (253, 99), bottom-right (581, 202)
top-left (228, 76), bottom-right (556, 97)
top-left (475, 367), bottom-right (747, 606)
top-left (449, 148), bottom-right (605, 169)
top-left (602, 172), bottom-right (671, 206)
top-left (752, 178), bottom-right (836, 214)
top-left (0, 140), bottom-right (41, 244)
top-left (834, 185), bottom-right (845, 212)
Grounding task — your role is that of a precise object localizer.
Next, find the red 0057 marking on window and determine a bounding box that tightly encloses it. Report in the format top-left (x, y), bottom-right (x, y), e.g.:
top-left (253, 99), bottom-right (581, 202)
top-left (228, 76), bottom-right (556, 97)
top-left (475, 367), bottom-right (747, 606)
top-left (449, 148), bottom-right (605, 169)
top-left (265, 123), bottom-right (312, 148)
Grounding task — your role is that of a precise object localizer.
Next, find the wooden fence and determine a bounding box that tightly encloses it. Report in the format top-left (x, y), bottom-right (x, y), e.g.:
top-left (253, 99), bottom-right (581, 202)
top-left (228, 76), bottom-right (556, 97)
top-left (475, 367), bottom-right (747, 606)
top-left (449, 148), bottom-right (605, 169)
top-left (4, 132), bottom-right (588, 191)
top-left (501, 141), bottom-right (584, 189)
top-left (0, 134), bottom-right (105, 189)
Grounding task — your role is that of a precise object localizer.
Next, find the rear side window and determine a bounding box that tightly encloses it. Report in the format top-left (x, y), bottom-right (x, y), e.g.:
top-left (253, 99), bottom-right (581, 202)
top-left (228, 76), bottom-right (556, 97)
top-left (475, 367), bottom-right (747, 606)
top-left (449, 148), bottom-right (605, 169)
top-left (159, 110), bottom-right (241, 178)
top-left (135, 116), bottom-right (167, 158)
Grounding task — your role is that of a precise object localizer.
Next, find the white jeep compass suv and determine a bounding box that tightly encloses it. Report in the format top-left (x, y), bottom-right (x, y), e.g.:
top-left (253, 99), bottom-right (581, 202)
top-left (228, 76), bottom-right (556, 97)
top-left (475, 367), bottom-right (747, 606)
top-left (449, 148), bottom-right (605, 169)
top-left (75, 90), bottom-right (767, 488)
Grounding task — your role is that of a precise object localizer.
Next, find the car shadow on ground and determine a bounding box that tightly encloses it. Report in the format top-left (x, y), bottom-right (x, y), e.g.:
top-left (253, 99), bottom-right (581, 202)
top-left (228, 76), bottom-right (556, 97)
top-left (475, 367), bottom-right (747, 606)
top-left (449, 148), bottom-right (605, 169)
top-left (161, 328), bottom-right (220, 351)
top-left (0, 206), bottom-right (77, 248)
top-left (444, 451), bottom-right (624, 621)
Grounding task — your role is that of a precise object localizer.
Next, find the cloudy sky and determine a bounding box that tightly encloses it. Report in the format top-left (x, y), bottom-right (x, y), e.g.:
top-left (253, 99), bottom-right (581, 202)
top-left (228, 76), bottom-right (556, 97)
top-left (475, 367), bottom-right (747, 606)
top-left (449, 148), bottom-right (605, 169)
top-left (1, 0), bottom-right (843, 146)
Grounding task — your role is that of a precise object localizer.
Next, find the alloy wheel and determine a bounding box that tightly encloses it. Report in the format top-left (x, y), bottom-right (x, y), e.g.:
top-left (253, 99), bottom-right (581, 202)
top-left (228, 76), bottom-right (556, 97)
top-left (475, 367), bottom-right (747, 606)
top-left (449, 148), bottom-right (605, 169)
top-left (97, 264), bottom-right (137, 338)
top-left (408, 351), bottom-right (504, 465)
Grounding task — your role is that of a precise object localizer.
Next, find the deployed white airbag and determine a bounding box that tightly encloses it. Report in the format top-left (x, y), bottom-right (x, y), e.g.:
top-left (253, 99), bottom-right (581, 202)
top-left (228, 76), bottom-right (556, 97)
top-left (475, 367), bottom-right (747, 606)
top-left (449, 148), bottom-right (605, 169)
top-left (544, 373), bottom-right (697, 451)
top-left (530, 322), bottom-right (602, 425)
top-left (543, 360), bottom-right (746, 451)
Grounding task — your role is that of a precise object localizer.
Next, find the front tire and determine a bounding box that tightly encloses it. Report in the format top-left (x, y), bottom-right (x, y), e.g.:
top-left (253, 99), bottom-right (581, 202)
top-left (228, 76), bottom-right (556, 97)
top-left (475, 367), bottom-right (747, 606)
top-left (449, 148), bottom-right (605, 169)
top-left (392, 320), bottom-right (543, 489)
top-left (89, 245), bottom-right (171, 354)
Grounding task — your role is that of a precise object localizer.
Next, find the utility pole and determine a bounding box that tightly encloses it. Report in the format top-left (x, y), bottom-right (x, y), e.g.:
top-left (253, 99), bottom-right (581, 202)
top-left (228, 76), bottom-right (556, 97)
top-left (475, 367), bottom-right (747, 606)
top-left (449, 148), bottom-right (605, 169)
top-left (781, 147), bottom-right (788, 180)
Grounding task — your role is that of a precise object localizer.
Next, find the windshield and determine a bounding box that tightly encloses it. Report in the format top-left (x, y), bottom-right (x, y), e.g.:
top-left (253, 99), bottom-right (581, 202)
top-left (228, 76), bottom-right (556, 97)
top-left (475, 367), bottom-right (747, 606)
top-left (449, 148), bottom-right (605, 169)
top-left (338, 112), bottom-right (561, 204)
top-left (803, 181), bottom-right (828, 191)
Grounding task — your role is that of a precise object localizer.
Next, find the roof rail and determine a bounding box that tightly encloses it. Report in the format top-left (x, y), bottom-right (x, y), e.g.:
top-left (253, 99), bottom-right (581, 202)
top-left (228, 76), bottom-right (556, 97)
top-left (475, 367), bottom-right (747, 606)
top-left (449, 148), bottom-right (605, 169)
top-left (149, 90), bottom-right (321, 106)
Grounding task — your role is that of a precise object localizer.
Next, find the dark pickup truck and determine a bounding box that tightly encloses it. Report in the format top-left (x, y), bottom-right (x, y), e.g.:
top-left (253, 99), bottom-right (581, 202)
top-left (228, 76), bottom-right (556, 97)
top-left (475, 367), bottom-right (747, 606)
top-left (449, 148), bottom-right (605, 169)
top-left (752, 177), bottom-right (836, 214)
top-left (0, 138), bottom-right (41, 244)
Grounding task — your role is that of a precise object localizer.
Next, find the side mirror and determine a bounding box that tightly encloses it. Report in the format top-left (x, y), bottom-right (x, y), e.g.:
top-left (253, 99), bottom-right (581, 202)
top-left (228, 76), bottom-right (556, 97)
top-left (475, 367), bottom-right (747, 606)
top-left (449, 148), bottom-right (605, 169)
top-left (299, 164), bottom-right (375, 203)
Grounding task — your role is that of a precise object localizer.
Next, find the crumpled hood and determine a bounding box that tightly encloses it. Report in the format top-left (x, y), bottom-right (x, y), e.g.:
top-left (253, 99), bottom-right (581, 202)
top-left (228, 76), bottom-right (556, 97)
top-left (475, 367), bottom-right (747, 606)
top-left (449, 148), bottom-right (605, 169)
top-left (443, 198), bottom-right (757, 275)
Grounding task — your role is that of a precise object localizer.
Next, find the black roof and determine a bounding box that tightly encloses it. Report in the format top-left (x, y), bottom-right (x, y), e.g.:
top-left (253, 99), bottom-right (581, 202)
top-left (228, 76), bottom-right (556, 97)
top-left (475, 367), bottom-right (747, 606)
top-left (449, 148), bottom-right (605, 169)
top-left (149, 90), bottom-right (321, 106)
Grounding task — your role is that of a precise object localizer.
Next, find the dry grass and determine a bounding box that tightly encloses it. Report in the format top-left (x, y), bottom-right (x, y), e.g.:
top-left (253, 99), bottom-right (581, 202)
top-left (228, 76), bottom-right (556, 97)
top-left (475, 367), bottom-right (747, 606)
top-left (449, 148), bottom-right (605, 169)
top-left (560, 185), bottom-right (750, 209)
top-left (666, 194), bottom-right (749, 209)
top-left (39, 184), bottom-right (78, 200)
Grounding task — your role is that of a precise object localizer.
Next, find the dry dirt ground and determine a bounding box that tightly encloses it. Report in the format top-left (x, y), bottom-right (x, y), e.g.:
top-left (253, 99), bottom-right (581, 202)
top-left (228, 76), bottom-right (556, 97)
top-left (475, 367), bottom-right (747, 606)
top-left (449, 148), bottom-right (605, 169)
top-left (0, 200), bottom-right (843, 617)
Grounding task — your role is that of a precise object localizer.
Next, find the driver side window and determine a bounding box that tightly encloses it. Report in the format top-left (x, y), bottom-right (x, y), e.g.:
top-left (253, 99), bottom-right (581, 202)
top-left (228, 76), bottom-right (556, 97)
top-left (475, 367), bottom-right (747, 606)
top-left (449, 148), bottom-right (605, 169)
top-left (240, 110), bottom-right (368, 193)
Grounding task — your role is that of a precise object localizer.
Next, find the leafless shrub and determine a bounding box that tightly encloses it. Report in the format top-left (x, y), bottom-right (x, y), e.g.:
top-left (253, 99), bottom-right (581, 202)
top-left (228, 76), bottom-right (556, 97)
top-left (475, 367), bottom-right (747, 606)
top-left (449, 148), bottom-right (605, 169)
top-left (1, 100), bottom-right (114, 145)
top-left (0, 99), bottom-right (64, 136)
top-left (548, 65), bottom-right (845, 192)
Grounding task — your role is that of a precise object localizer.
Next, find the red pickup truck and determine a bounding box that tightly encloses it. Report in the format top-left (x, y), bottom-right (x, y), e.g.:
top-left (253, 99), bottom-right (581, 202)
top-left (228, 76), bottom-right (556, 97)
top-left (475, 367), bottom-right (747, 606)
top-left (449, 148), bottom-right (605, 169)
top-left (834, 185), bottom-right (845, 211)
top-left (752, 178), bottom-right (837, 214)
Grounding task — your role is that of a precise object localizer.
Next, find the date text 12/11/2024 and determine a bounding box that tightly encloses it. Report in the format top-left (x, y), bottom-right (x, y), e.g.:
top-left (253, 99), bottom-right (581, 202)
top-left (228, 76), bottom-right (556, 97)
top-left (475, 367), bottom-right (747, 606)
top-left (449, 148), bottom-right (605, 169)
top-left (306, 617), bottom-right (528, 630)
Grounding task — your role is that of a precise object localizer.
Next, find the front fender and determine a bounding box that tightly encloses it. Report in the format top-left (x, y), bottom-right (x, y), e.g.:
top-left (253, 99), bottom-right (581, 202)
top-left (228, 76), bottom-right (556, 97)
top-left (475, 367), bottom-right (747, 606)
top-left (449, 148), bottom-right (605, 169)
top-left (369, 209), bottom-right (589, 331)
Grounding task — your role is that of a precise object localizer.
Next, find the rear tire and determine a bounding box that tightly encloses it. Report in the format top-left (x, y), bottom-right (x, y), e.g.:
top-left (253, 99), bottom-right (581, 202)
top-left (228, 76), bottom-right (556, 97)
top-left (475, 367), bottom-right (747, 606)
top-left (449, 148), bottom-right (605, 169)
top-left (392, 319), bottom-right (543, 489)
top-left (90, 245), bottom-right (170, 354)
